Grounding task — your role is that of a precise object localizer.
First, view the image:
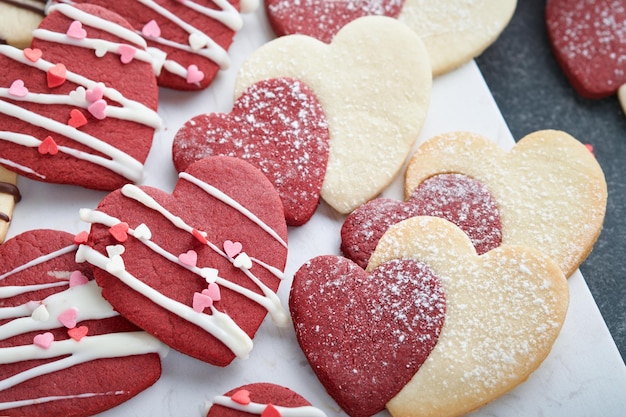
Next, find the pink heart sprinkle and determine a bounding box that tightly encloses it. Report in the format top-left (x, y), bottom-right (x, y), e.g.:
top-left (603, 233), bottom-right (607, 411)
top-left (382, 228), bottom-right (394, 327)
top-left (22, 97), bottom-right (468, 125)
top-left (202, 282), bottom-right (221, 302)
top-left (85, 86), bottom-right (104, 102)
top-left (118, 44), bottom-right (136, 64)
top-left (33, 332), bottom-right (54, 349)
top-left (142, 19), bottom-right (161, 38)
top-left (224, 240), bottom-right (242, 258)
top-left (192, 292), bottom-right (213, 312)
top-left (23, 47), bottom-right (42, 62)
top-left (8, 79), bottom-right (28, 97)
top-left (58, 308), bottom-right (78, 329)
top-left (66, 20), bottom-right (87, 39)
top-left (69, 270), bottom-right (89, 287)
top-left (179, 250), bottom-right (198, 267)
top-left (88, 99), bottom-right (107, 120)
top-left (231, 389), bottom-right (251, 405)
top-left (186, 64), bottom-right (205, 84)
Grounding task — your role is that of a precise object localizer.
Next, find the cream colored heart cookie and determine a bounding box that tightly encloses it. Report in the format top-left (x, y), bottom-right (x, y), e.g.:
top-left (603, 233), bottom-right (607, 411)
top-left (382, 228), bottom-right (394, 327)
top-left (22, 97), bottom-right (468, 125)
top-left (405, 130), bottom-right (607, 278)
top-left (398, 0), bottom-right (517, 76)
top-left (0, 166), bottom-right (20, 243)
top-left (235, 16), bottom-right (432, 214)
top-left (369, 216), bottom-right (569, 417)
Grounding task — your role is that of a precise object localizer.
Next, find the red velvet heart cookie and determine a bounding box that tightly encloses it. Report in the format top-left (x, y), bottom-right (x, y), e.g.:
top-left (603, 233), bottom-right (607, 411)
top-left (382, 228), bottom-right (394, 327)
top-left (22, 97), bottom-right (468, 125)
top-left (0, 3), bottom-right (160, 190)
top-left (0, 229), bottom-right (166, 417)
top-left (341, 173), bottom-right (502, 269)
top-left (206, 382), bottom-right (327, 416)
top-left (173, 77), bottom-right (330, 226)
top-left (546, 0), bottom-right (626, 99)
top-left (290, 255), bottom-right (446, 417)
top-left (77, 156), bottom-right (289, 366)
top-left (67, 0), bottom-right (242, 90)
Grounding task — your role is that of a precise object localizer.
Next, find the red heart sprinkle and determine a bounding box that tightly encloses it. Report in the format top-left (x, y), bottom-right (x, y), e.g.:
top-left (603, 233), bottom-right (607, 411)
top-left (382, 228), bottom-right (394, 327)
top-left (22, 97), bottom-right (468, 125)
top-left (33, 332), bottom-right (54, 349)
top-left (23, 47), bottom-right (42, 62)
top-left (47, 63), bottom-right (67, 88)
top-left (261, 404), bottom-right (281, 417)
top-left (68, 108), bottom-right (88, 128)
top-left (109, 222), bottom-right (130, 242)
top-left (230, 389), bottom-right (251, 405)
top-left (192, 228), bottom-right (208, 244)
top-left (74, 230), bottom-right (89, 244)
top-left (68, 325), bottom-right (89, 341)
top-left (38, 136), bottom-right (59, 155)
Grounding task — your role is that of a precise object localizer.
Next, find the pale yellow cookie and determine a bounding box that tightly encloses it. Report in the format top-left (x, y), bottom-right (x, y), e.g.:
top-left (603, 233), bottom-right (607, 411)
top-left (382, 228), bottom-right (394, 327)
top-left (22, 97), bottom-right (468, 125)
top-left (398, 0), bottom-right (517, 76)
top-left (0, 1), bottom-right (47, 49)
top-left (368, 216), bottom-right (569, 417)
top-left (404, 130), bottom-right (607, 278)
top-left (235, 16), bottom-right (432, 214)
top-left (0, 166), bottom-right (20, 243)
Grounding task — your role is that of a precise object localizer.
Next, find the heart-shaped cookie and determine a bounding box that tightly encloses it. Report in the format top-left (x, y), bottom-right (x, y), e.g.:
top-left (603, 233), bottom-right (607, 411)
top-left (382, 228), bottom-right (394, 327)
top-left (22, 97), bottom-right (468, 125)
top-left (234, 16), bottom-right (432, 214)
top-left (403, 130), bottom-right (606, 278)
top-left (546, 0), bottom-right (626, 100)
top-left (0, 3), bottom-right (160, 190)
top-left (341, 173), bottom-right (502, 269)
top-left (172, 77), bottom-right (330, 226)
top-left (265, 0), bottom-right (516, 76)
top-left (67, 0), bottom-right (242, 90)
top-left (290, 255), bottom-right (446, 417)
top-left (207, 382), bottom-right (327, 416)
top-left (77, 156), bottom-right (289, 366)
top-left (0, 229), bottom-right (166, 417)
top-left (369, 216), bottom-right (569, 417)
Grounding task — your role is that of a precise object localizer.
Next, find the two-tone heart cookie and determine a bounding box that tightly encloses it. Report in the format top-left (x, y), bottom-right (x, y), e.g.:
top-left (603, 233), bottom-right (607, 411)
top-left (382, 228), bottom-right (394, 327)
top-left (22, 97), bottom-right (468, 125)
top-left (370, 216), bottom-right (569, 417)
top-left (172, 77), bottom-right (330, 226)
top-left (341, 130), bottom-right (606, 278)
top-left (0, 3), bottom-right (160, 190)
top-left (265, 0), bottom-right (517, 75)
top-left (0, 229), bottom-right (166, 417)
top-left (77, 156), bottom-right (289, 366)
top-left (235, 16), bottom-right (432, 214)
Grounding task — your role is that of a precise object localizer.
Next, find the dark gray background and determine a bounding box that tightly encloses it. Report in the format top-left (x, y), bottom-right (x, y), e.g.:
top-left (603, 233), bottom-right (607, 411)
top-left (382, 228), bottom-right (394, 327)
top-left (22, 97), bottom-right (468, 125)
top-left (475, 0), bottom-right (626, 362)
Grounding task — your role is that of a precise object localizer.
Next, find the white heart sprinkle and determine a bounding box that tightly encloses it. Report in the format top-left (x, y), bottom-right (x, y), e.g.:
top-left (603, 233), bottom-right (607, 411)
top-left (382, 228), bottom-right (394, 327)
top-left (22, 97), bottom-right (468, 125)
top-left (233, 253), bottom-right (253, 270)
top-left (31, 304), bottom-right (50, 322)
top-left (134, 223), bottom-right (152, 240)
top-left (106, 244), bottom-right (125, 258)
top-left (188, 32), bottom-right (208, 51)
top-left (69, 87), bottom-right (86, 103)
top-left (201, 267), bottom-right (219, 283)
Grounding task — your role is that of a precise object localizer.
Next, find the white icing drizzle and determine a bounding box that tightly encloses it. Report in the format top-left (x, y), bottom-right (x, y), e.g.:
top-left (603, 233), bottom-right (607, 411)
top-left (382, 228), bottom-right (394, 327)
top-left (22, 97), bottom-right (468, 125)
top-left (0, 281), bottom-right (68, 301)
top-left (0, 391), bottom-right (126, 411)
top-left (75, 243), bottom-right (254, 359)
top-left (0, 243), bottom-right (76, 281)
top-left (178, 172), bottom-right (288, 249)
top-left (79, 207), bottom-right (288, 326)
top-left (211, 395), bottom-right (328, 417)
top-left (0, 156), bottom-right (46, 179)
top-left (0, 331), bottom-right (165, 391)
top-left (0, 280), bottom-right (118, 340)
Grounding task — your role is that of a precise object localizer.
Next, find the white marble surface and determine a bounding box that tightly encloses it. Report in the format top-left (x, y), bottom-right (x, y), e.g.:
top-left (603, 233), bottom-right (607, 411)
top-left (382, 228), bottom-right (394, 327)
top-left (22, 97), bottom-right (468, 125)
top-left (8, 5), bottom-right (626, 417)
